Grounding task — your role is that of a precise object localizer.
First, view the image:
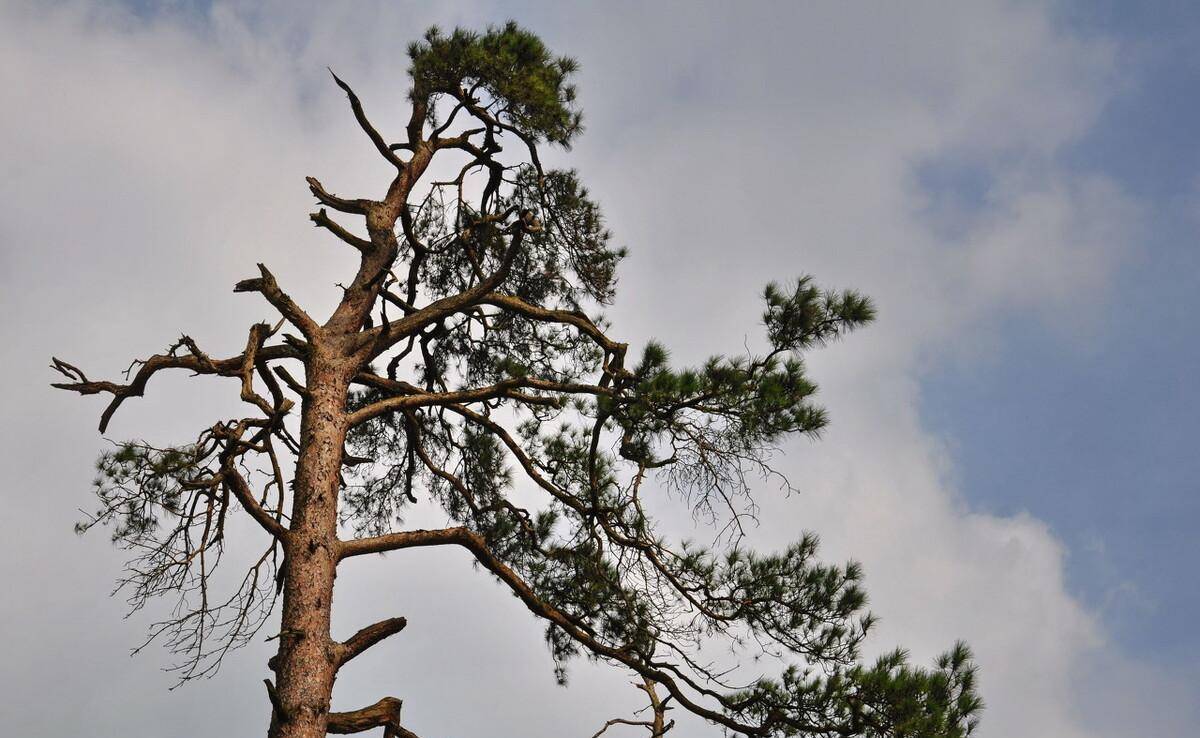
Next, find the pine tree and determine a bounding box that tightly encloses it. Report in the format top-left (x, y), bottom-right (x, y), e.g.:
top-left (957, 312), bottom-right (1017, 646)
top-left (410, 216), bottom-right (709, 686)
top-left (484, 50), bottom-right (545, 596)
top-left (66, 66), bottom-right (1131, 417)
top-left (53, 23), bottom-right (981, 738)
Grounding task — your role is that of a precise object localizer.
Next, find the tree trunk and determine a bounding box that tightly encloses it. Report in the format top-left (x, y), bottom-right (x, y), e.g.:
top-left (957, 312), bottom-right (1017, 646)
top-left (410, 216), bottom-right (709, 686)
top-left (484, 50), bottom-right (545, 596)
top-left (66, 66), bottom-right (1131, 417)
top-left (269, 356), bottom-right (348, 738)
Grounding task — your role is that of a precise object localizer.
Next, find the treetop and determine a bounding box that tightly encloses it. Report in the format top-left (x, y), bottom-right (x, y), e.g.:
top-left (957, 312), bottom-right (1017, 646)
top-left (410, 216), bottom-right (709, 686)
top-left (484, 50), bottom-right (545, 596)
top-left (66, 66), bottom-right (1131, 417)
top-left (409, 21), bottom-right (583, 146)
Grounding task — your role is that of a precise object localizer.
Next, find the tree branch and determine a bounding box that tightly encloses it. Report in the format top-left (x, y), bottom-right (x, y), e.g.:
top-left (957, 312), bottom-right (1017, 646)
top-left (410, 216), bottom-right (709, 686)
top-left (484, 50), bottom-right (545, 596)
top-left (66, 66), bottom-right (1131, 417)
top-left (327, 696), bottom-right (419, 738)
top-left (311, 208), bottom-right (373, 253)
top-left (218, 457), bottom-right (289, 541)
top-left (347, 372), bottom-right (612, 427)
top-left (336, 526), bottom-right (777, 736)
top-left (237, 322), bottom-right (296, 418)
top-left (366, 219), bottom-right (537, 355)
top-left (335, 616), bottom-right (408, 669)
top-left (306, 176), bottom-right (371, 215)
top-left (51, 341), bottom-right (301, 433)
top-left (345, 379), bottom-right (524, 427)
top-left (233, 263), bottom-right (320, 339)
top-left (338, 526), bottom-right (471, 560)
top-left (480, 292), bottom-right (628, 358)
top-left (589, 718), bottom-right (659, 738)
top-left (448, 91), bottom-right (545, 178)
top-left (329, 69), bottom-right (407, 171)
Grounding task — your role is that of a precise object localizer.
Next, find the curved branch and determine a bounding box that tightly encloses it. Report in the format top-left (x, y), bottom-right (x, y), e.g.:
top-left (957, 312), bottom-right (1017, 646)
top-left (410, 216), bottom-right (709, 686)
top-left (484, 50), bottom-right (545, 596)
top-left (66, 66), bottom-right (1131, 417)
top-left (335, 527), bottom-right (773, 736)
top-left (480, 292), bottom-right (628, 359)
top-left (219, 462), bottom-right (289, 541)
top-left (306, 176), bottom-right (371, 215)
top-left (329, 69), bottom-right (407, 171)
top-left (589, 718), bottom-right (657, 738)
top-left (311, 208), bottom-right (373, 253)
top-left (238, 322), bottom-right (296, 418)
top-left (338, 526), bottom-right (470, 560)
top-left (346, 378), bottom-right (525, 427)
top-left (366, 221), bottom-right (535, 355)
top-left (448, 91), bottom-right (545, 177)
top-left (347, 372), bottom-right (612, 427)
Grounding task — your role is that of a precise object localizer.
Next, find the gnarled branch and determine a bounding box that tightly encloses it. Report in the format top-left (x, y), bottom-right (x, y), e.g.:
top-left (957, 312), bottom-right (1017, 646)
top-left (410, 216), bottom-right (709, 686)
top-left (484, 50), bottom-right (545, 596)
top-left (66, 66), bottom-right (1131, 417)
top-left (51, 340), bottom-right (301, 433)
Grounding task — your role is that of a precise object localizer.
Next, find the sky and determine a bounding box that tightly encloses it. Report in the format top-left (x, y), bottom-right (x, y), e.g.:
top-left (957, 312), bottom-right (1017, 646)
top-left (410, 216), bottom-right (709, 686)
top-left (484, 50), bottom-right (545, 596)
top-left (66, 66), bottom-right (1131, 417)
top-left (0, 1), bottom-right (1197, 736)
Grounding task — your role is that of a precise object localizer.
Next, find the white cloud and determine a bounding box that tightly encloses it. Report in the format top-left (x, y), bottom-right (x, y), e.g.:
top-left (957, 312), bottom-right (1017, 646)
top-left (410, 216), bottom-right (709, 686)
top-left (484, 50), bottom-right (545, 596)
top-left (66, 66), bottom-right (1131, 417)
top-left (0, 2), bottom-right (1180, 737)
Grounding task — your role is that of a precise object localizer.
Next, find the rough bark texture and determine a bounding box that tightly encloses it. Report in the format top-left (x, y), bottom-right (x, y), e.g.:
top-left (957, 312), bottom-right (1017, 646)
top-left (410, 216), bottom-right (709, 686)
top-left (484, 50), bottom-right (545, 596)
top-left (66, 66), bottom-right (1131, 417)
top-left (269, 358), bottom-right (350, 738)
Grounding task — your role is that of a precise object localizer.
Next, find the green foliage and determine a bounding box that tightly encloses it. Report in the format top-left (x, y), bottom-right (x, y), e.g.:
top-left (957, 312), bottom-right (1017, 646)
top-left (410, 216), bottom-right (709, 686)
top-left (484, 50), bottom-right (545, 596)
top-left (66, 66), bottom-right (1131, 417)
top-left (409, 21), bottom-right (583, 145)
top-left (343, 394), bottom-right (417, 536)
top-left (343, 48), bottom-right (979, 723)
top-left (415, 166), bottom-right (623, 312)
top-left (84, 441), bottom-right (205, 541)
top-left (731, 642), bottom-right (982, 736)
top-left (764, 277), bottom-right (876, 351)
top-left (508, 168), bottom-right (624, 305)
top-left (77, 437), bottom-right (281, 681)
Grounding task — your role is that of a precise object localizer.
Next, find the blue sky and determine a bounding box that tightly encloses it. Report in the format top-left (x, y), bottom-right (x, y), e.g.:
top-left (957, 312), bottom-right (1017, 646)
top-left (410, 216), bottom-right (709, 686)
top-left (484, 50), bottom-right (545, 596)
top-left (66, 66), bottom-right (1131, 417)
top-left (923, 0), bottom-right (1200, 674)
top-left (2, 2), bottom-right (1197, 736)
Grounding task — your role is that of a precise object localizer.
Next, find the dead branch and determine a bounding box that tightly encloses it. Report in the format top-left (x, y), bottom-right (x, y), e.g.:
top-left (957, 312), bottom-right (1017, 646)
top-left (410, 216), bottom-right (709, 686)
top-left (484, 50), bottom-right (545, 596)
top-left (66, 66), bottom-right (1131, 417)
top-left (329, 69), bottom-right (407, 170)
top-left (233, 263), bottom-right (320, 338)
top-left (51, 340), bottom-right (301, 433)
top-left (311, 208), bottom-right (373, 252)
top-left (335, 617), bottom-right (408, 669)
top-left (306, 176), bottom-right (370, 215)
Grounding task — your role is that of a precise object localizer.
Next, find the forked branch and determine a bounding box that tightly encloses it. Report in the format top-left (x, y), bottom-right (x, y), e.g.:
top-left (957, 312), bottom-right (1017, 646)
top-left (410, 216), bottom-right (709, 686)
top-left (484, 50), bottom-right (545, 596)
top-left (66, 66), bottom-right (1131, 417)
top-left (233, 263), bottom-right (320, 338)
top-left (51, 340), bottom-right (301, 433)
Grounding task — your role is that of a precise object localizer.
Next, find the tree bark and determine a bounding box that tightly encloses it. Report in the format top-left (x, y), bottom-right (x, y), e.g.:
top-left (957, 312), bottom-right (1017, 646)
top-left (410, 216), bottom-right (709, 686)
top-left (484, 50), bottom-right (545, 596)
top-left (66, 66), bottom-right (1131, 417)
top-left (269, 353), bottom-right (349, 738)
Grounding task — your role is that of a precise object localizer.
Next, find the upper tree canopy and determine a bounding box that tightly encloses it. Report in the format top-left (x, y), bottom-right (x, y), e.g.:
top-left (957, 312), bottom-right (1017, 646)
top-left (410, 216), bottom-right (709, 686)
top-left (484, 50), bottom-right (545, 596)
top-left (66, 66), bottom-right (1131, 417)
top-left (409, 24), bottom-right (583, 146)
top-left (54, 21), bottom-right (981, 738)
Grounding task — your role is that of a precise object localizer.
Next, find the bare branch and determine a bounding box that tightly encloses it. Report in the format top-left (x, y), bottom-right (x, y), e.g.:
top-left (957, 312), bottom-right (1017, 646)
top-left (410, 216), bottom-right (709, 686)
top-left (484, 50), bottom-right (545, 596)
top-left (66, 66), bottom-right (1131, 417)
top-left (233, 263), bottom-right (320, 338)
top-left (272, 365), bottom-right (308, 398)
top-left (237, 322), bottom-right (296, 418)
top-left (367, 219), bottom-right (535, 354)
top-left (306, 176), bottom-right (370, 215)
top-left (218, 456), bottom-right (289, 541)
top-left (311, 208), bottom-right (373, 252)
top-left (51, 341), bottom-right (301, 433)
top-left (589, 718), bottom-right (656, 738)
top-left (347, 372), bottom-right (610, 427)
top-left (346, 378), bottom-right (522, 427)
top-left (329, 68), bottom-right (408, 170)
top-left (338, 526), bottom-right (471, 560)
top-left (335, 616), bottom-right (408, 669)
top-left (480, 292), bottom-right (628, 358)
top-left (336, 527), bottom-right (771, 736)
top-left (327, 696), bottom-right (419, 738)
